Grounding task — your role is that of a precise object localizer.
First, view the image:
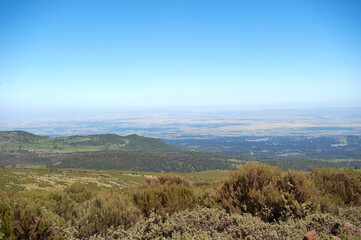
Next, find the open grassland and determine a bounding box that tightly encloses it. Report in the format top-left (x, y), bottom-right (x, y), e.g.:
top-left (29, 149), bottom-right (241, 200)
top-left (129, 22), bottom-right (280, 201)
top-left (0, 168), bottom-right (152, 192)
top-left (0, 168), bottom-right (232, 192)
top-left (179, 169), bottom-right (231, 182)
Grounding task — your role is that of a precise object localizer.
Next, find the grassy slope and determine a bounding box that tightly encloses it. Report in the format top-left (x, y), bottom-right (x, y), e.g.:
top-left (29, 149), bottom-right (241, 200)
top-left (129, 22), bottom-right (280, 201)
top-left (0, 167), bottom-right (231, 192)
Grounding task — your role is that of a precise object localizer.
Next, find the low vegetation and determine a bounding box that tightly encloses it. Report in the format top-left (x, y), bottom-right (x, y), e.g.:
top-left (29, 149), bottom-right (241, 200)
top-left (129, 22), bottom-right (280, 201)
top-left (52, 151), bottom-right (234, 172)
top-left (132, 175), bottom-right (196, 216)
top-left (214, 163), bottom-right (318, 221)
top-left (1, 164), bottom-right (361, 239)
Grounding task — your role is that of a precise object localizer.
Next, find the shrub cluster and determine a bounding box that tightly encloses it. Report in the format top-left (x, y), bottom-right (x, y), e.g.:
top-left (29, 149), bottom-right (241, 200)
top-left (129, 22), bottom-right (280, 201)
top-left (311, 168), bottom-right (361, 206)
top-left (0, 196), bottom-right (64, 240)
top-left (91, 207), bottom-right (352, 240)
top-left (76, 191), bottom-right (140, 238)
top-left (214, 163), bottom-right (318, 221)
top-left (132, 175), bottom-right (196, 216)
top-left (0, 184), bottom-right (139, 239)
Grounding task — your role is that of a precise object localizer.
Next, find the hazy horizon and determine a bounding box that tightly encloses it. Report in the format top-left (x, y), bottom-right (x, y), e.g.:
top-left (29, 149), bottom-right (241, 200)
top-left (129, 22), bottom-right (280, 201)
top-left (1, 107), bottom-right (360, 139)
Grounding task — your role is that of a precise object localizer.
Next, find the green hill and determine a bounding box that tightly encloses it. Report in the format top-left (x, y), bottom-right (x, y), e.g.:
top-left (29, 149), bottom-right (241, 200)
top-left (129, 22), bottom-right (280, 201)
top-left (0, 131), bottom-right (179, 153)
top-left (0, 131), bottom-right (236, 172)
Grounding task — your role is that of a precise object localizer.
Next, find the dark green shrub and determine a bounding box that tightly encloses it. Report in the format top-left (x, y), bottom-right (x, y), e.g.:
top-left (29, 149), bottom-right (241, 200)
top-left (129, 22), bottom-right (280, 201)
top-left (311, 168), bottom-right (361, 206)
top-left (77, 191), bottom-right (140, 238)
top-left (46, 192), bottom-right (79, 224)
top-left (132, 175), bottom-right (197, 216)
top-left (12, 201), bottom-right (62, 240)
top-left (215, 163), bottom-right (318, 221)
top-left (0, 193), bottom-right (14, 240)
top-left (65, 183), bottom-right (92, 203)
top-left (319, 194), bottom-right (341, 215)
top-left (284, 170), bottom-right (318, 217)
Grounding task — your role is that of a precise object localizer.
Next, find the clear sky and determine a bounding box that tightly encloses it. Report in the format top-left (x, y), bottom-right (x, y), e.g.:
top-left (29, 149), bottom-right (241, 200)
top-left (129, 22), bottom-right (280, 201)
top-left (0, 0), bottom-right (360, 115)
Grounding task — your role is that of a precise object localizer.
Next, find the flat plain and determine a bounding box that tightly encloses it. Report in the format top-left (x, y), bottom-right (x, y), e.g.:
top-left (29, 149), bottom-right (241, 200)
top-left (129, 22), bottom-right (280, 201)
top-left (1, 108), bottom-right (360, 139)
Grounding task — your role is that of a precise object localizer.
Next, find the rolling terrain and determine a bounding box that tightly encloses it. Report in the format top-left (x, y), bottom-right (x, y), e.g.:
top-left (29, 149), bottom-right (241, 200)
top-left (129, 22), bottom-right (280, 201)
top-left (0, 131), bottom-right (234, 172)
top-left (1, 131), bottom-right (361, 239)
top-left (1, 131), bottom-right (361, 172)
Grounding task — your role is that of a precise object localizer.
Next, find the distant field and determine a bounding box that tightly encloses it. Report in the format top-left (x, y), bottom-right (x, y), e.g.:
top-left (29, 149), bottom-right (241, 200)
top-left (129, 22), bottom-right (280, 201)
top-left (1, 109), bottom-right (360, 139)
top-left (0, 168), bottom-right (232, 192)
top-left (166, 135), bottom-right (361, 160)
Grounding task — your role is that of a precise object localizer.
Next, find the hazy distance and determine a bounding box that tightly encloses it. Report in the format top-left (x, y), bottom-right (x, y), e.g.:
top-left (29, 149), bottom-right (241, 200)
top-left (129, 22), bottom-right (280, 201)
top-left (1, 107), bottom-right (360, 139)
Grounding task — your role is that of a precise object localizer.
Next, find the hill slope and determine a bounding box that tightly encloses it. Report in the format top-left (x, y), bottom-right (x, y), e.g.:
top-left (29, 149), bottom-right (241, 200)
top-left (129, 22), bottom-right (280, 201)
top-left (50, 151), bottom-right (234, 172)
top-left (0, 130), bottom-right (179, 153)
top-left (0, 131), bottom-right (236, 172)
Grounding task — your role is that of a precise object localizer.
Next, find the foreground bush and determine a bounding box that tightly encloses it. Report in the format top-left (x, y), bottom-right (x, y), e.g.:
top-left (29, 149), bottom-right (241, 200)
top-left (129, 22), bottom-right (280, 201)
top-left (0, 191), bottom-right (13, 239)
top-left (132, 175), bottom-right (197, 216)
top-left (1, 166), bottom-right (361, 239)
top-left (214, 163), bottom-right (318, 221)
top-left (0, 198), bottom-right (65, 240)
top-left (76, 191), bottom-right (140, 238)
top-left (339, 206), bottom-right (361, 228)
top-left (311, 168), bottom-right (361, 206)
top-left (90, 207), bottom-right (351, 240)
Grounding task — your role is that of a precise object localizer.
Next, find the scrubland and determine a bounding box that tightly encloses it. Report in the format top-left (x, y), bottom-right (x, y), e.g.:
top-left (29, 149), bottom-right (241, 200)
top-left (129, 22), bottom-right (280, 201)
top-left (1, 163), bottom-right (361, 239)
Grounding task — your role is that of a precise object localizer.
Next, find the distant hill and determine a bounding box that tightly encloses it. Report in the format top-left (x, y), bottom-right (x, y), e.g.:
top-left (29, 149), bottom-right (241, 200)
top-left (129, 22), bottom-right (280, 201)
top-left (49, 151), bottom-right (235, 172)
top-left (0, 131), bottom-right (236, 172)
top-left (0, 130), bottom-right (180, 154)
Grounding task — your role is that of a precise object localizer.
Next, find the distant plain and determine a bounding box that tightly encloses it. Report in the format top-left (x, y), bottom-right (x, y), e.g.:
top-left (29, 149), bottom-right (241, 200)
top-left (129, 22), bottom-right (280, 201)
top-left (1, 108), bottom-right (360, 139)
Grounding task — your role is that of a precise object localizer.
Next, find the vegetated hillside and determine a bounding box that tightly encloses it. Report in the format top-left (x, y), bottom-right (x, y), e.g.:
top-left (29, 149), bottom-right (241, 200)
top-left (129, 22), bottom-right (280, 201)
top-left (1, 164), bottom-right (361, 239)
top-left (0, 131), bottom-right (184, 168)
top-left (0, 130), bottom-right (180, 153)
top-left (51, 151), bottom-right (235, 172)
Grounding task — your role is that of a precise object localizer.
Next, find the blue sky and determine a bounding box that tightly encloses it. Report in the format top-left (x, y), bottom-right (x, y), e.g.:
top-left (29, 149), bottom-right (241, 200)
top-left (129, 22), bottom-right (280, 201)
top-left (0, 0), bottom-right (360, 114)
